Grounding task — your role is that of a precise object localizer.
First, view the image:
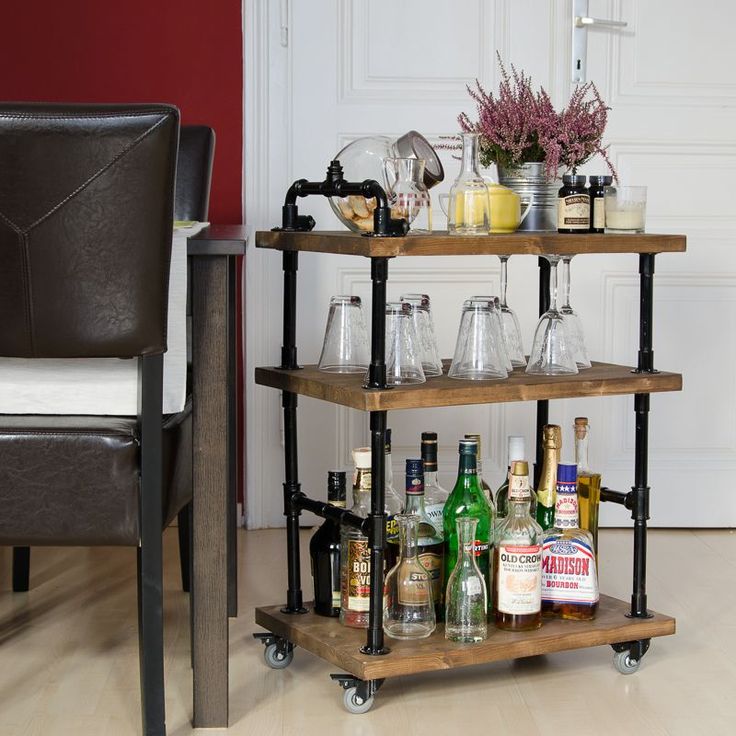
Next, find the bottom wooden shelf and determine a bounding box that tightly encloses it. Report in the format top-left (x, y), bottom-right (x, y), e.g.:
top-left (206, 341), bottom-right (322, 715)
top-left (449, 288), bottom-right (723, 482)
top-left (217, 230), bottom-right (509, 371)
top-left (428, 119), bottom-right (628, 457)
top-left (255, 595), bottom-right (675, 680)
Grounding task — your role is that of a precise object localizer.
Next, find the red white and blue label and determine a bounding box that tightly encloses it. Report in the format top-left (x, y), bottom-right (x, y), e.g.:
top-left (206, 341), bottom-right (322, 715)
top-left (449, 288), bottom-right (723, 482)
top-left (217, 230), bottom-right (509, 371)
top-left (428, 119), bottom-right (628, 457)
top-left (541, 537), bottom-right (599, 604)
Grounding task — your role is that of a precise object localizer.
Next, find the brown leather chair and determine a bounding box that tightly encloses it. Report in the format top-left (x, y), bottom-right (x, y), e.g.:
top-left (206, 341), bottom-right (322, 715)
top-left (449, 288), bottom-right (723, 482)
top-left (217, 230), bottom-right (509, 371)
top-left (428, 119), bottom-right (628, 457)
top-left (0, 103), bottom-right (180, 736)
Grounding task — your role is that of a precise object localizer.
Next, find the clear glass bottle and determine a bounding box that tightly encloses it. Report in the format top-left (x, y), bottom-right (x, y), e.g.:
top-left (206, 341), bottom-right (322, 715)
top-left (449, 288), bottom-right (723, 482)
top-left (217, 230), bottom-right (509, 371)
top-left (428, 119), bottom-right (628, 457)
top-left (448, 132), bottom-right (490, 235)
top-left (421, 431), bottom-right (449, 527)
top-left (443, 439), bottom-right (492, 604)
top-left (535, 425), bottom-right (561, 531)
top-left (340, 449), bottom-right (373, 628)
top-left (464, 433), bottom-right (495, 510)
top-left (445, 517), bottom-right (488, 642)
top-left (384, 157), bottom-right (432, 233)
top-left (575, 417), bottom-right (602, 560)
top-left (383, 514), bottom-right (436, 640)
top-left (493, 461), bottom-right (543, 631)
top-left (496, 436), bottom-right (537, 520)
top-left (541, 463), bottom-right (599, 620)
top-left (310, 470), bottom-right (346, 617)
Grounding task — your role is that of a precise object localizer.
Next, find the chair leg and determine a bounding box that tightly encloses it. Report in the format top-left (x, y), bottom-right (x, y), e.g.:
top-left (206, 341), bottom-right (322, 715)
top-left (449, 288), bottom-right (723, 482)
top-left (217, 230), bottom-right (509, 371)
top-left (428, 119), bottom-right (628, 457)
top-left (12, 547), bottom-right (30, 592)
top-left (177, 503), bottom-right (192, 593)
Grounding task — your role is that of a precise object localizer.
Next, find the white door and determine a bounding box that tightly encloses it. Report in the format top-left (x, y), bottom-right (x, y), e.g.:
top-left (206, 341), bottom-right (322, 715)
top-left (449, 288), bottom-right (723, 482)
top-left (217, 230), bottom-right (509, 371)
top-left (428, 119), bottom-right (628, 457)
top-left (245, 0), bottom-right (733, 528)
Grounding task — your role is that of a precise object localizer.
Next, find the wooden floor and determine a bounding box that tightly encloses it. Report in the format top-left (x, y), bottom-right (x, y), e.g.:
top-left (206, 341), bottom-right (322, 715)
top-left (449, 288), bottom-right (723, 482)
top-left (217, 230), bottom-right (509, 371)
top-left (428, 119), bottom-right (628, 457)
top-left (0, 527), bottom-right (734, 735)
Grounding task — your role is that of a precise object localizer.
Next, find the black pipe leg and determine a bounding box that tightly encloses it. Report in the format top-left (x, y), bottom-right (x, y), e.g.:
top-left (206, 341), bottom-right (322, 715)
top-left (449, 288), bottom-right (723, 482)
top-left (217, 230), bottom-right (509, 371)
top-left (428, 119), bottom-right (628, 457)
top-left (534, 257), bottom-right (551, 486)
top-left (12, 547), bottom-right (30, 592)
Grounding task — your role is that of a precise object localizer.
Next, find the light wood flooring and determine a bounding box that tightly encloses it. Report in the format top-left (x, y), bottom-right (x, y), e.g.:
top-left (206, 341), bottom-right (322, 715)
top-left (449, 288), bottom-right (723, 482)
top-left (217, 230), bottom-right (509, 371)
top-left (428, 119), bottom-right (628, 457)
top-left (0, 528), bottom-right (734, 735)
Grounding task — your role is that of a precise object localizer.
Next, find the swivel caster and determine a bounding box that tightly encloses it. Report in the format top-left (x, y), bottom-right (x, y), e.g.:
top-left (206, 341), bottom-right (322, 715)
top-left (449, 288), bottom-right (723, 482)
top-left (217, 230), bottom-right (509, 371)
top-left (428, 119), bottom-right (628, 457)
top-left (264, 642), bottom-right (293, 669)
top-left (343, 686), bottom-right (374, 714)
top-left (613, 649), bottom-right (641, 675)
top-left (331, 673), bottom-right (384, 714)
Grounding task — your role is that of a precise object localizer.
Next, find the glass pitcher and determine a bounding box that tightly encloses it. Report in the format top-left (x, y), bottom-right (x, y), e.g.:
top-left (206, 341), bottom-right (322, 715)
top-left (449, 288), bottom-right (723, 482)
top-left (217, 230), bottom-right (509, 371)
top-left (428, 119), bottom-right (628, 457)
top-left (448, 132), bottom-right (491, 235)
top-left (383, 157), bottom-right (432, 234)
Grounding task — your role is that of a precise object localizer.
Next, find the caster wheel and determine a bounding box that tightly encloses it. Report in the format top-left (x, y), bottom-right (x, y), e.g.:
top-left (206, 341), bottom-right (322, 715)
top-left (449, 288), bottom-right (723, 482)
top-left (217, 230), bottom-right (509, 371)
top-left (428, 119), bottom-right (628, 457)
top-left (264, 642), bottom-right (293, 669)
top-left (343, 686), bottom-right (374, 714)
top-left (613, 649), bottom-right (641, 674)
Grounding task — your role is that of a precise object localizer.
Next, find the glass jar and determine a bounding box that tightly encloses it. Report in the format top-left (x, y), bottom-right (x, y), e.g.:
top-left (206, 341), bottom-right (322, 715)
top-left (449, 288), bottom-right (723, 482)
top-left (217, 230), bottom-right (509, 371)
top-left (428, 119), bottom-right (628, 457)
top-left (329, 131), bottom-right (443, 233)
top-left (588, 175), bottom-right (612, 233)
top-left (383, 157), bottom-right (432, 233)
top-left (557, 174), bottom-right (590, 233)
top-left (447, 132), bottom-right (490, 235)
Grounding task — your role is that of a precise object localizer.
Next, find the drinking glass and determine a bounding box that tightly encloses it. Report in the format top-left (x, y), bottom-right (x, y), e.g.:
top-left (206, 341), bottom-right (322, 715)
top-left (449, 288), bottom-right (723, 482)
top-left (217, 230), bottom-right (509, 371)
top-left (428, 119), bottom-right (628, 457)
top-left (318, 295), bottom-right (370, 373)
top-left (449, 298), bottom-right (508, 380)
top-left (384, 157), bottom-right (432, 234)
top-left (498, 255), bottom-right (526, 367)
top-left (468, 295), bottom-right (512, 373)
top-left (384, 302), bottom-right (425, 385)
top-left (526, 257), bottom-right (579, 375)
top-left (447, 132), bottom-right (490, 235)
top-left (560, 256), bottom-right (591, 369)
top-left (399, 293), bottom-right (443, 376)
top-left (604, 185), bottom-right (647, 233)
top-left (445, 517), bottom-right (488, 642)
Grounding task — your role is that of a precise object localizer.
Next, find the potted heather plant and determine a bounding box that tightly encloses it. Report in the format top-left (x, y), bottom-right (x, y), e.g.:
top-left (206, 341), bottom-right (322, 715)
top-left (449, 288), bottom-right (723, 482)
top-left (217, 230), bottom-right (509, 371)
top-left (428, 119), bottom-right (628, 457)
top-left (455, 56), bottom-right (616, 231)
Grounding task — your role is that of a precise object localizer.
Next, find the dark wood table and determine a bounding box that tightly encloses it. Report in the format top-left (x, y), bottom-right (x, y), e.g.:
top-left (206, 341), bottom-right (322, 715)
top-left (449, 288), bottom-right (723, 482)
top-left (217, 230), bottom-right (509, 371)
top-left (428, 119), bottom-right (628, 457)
top-left (188, 225), bottom-right (246, 728)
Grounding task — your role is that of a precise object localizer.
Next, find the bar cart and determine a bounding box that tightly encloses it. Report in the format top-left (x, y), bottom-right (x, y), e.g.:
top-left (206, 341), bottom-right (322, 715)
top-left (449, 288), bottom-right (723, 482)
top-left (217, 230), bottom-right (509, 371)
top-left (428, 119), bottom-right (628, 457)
top-left (253, 166), bottom-right (684, 713)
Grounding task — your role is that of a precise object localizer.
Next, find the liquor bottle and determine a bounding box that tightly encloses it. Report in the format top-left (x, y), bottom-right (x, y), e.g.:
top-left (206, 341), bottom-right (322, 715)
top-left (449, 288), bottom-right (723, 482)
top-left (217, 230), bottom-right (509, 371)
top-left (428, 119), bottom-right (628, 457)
top-left (541, 463), bottom-right (599, 620)
top-left (464, 433), bottom-right (495, 509)
top-left (443, 439), bottom-right (492, 604)
top-left (401, 458), bottom-right (444, 615)
top-left (535, 425), bottom-right (561, 531)
top-left (493, 460), bottom-right (543, 631)
top-left (574, 417), bottom-right (601, 557)
top-left (340, 449), bottom-right (372, 628)
top-left (384, 428), bottom-right (405, 542)
top-left (422, 431), bottom-right (449, 529)
top-left (495, 435), bottom-right (537, 520)
top-left (310, 470), bottom-right (346, 617)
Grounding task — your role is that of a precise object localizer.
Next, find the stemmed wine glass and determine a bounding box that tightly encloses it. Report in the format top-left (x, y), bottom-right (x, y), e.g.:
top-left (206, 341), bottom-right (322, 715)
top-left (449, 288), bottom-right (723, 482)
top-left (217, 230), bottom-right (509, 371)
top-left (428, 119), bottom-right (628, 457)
top-left (526, 255), bottom-right (578, 375)
top-left (497, 256), bottom-right (526, 368)
top-left (560, 256), bottom-right (591, 369)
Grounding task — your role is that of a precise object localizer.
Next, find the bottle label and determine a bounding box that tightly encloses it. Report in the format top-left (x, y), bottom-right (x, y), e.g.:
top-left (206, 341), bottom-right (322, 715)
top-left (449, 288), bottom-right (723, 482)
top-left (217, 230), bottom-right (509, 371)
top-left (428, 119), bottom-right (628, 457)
top-left (557, 194), bottom-right (590, 230)
top-left (554, 481), bottom-right (579, 529)
top-left (593, 198), bottom-right (605, 229)
top-left (406, 476), bottom-right (424, 495)
top-left (425, 502), bottom-right (445, 527)
top-left (509, 474), bottom-right (530, 501)
top-left (462, 539), bottom-right (490, 557)
top-left (346, 539), bottom-right (371, 611)
top-left (541, 537), bottom-right (599, 604)
top-left (386, 515), bottom-right (399, 541)
top-left (396, 567), bottom-right (432, 605)
top-left (418, 550), bottom-right (443, 604)
top-left (497, 544), bottom-right (542, 615)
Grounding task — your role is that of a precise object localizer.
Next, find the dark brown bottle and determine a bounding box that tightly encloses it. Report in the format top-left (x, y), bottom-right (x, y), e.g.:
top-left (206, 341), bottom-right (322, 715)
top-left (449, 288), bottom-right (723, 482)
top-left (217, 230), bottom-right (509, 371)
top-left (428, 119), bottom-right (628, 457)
top-left (310, 471), bottom-right (346, 617)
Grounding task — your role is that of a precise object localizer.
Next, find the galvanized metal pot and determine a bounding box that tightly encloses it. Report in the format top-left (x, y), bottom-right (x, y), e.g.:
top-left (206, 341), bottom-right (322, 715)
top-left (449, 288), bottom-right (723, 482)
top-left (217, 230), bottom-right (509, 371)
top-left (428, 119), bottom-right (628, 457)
top-left (497, 162), bottom-right (562, 232)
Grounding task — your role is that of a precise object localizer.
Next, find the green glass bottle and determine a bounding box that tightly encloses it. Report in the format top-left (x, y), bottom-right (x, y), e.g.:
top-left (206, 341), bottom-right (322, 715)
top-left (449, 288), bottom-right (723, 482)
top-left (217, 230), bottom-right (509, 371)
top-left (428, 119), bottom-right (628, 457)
top-left (443, 439), bottom-right (492, 609)
top-left (535, 425), bottom-right (561, 531)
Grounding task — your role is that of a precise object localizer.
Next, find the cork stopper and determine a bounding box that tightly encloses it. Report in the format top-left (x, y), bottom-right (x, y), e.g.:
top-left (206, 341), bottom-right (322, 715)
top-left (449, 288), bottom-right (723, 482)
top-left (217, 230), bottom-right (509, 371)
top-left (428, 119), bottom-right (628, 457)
top-left (511, 459), bottom-right (529, 476)
top-left (574, 417), bottom-right (589, 440)
top-left (352, 447), bottom-right (371, 469)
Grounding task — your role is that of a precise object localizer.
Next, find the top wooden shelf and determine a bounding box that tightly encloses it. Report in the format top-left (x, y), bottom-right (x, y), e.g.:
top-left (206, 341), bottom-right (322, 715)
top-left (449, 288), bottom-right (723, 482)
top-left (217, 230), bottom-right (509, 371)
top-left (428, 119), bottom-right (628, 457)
top-left (256, 230), bottom-right (686, 258)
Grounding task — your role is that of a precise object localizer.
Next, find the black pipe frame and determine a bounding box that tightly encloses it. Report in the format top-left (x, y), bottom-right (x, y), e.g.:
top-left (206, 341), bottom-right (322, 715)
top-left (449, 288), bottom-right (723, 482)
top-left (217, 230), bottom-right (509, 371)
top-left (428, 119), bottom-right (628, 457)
top-left (534, 257), bottom-right (551, 486)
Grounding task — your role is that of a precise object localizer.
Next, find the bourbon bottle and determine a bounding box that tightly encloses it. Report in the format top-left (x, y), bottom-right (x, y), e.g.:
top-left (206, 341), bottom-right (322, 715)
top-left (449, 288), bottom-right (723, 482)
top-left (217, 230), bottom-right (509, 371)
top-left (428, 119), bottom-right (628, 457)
top-left (493, 461), bottom-right (543, 631)
top-left (541, 463), bottom-right (599, 620)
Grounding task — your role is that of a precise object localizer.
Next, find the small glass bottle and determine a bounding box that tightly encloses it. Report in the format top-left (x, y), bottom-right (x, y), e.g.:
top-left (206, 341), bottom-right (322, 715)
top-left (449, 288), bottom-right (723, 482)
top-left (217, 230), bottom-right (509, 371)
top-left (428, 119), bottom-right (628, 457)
top-left (445, 517), bottom-right (488, 642)
top-left (493, 461), bottom-right (543, 631)
top-left (541, 463), bottom-right (599, 620)
top-left (535, 425), bottom-right (561, 531)
top-left (588, 175), bottom-right (612, 233)
top-left (464, 433), bottom-right (495, 510)
top-left (383, 514), bottom-right (436, 640)
top-left (384, 157), bottom-right (433, 234)
top-left (575, 417), bottom-right (602, 560)
top-left (448, 132), bottom-right (490, 235)
top-left (557, 174), bottom-right (590, 233)
top-left (340, 449), bottom-right (373, 628)
top-left (496, 435), bottom-right (537, 520)
top-left (421, 431), bottom-right (449, 528)
top-left (310, 470), bottom-right (346, 617)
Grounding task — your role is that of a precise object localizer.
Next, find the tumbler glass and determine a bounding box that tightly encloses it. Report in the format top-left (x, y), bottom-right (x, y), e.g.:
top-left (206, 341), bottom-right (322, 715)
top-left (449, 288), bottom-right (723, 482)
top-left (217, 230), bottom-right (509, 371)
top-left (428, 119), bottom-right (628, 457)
top-left (604, 185), bottom-right (647, 233)
top-left (449, 298), bottom-right (508, 380)
top-left (385, 302), bottom-right (426, 385)
top-left (318, 295), bottom-right (370, 373)
top-left (400, 293), bottom-right (443, 377)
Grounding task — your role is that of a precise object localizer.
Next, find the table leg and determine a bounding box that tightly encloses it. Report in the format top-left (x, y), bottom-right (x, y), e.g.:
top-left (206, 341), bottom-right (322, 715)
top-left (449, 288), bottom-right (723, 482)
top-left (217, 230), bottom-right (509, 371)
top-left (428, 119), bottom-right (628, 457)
top-left (191, 255), bottom-right (229, 728)
top-left (227, 256), bottom-right (238, 618)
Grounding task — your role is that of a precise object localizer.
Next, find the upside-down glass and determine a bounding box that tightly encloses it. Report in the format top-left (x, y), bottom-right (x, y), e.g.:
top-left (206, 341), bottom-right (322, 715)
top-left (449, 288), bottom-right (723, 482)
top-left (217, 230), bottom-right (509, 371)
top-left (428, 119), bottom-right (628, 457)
top-left (384, 158), bottom-right (432, 234)
top-left (400, 293), bottom-right (443, 376)
top-left (526, 257), bottom-right (579, 375)
top-left (449, 298), bottom-right (508, 380)
top-left (468, 295), bottom-right (512, 373)
top-left (498, 255), bottom-right (526, 367)
top-left (560, 256), bottom-right (591, 369)
top-left (447, 132), bottom-right (490, 235)
top-left (384, 301), bottom-right (426, 385)
top-left (318, 295), bottom-right (370, 373)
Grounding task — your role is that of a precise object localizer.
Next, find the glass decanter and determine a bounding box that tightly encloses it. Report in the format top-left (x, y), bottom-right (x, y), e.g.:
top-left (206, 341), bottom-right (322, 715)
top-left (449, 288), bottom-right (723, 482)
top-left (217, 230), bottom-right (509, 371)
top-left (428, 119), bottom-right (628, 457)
top-left (383, 514), bottom-right (437, 640)
top-left (445, 517), bottom-right (488, 643)
top-left (384, 158), bottom-right (432, 233)
top-left (447, 132), bottom-right (490, 235)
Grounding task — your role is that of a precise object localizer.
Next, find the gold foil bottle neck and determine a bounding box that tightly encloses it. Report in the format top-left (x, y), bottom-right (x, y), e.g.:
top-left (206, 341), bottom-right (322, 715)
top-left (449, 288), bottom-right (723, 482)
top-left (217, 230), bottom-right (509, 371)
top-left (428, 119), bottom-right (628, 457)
top-left (511, 460), bottom-right (529, 476)
top-left (542, 424), bottom-right (561, 449)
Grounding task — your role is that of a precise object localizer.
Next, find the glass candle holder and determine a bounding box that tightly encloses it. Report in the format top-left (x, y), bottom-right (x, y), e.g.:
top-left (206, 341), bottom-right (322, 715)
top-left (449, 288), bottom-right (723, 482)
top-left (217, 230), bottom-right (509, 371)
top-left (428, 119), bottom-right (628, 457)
top-left (604, 185), bottom-right (647, 233)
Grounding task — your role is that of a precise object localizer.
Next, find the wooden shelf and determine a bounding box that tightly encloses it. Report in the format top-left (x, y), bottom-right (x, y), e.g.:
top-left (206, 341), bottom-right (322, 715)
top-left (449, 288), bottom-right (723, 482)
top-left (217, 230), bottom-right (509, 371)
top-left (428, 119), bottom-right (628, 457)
top-left (255, 361), bottom-right (682, 411)
top-left (255, 595), bottom-right (675, 681)
top-left (256, 230), bottom-right (687, 258)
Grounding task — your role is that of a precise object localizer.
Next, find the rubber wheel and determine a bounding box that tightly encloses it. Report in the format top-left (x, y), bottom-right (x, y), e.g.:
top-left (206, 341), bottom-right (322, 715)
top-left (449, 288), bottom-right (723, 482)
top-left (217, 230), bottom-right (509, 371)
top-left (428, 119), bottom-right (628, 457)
top-left (264, 642), bottom-right (293, 669)
top-left (613, 649), bottom-right (641, 674)
top-left (343, 686), bottom-right (374, 714)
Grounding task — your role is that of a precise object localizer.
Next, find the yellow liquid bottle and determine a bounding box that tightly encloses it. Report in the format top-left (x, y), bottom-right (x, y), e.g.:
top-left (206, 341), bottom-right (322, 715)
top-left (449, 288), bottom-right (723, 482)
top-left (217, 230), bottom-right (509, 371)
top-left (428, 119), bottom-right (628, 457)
top-left (574, 417), bottom-right (601, 561)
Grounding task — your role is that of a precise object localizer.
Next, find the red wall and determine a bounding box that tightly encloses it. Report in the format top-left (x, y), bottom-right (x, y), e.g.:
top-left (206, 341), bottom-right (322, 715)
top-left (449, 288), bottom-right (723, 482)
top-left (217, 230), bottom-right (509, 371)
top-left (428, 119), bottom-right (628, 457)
top-left (2, 0), bottom-right (243, 223)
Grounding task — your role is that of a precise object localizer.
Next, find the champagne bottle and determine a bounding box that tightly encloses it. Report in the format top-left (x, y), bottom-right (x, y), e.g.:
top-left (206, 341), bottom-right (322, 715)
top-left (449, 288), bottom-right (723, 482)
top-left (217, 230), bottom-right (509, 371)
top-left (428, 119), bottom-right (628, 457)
top-left (535, 425), bottom-right (561, 531)
top-left (575, 417), bottom-right (602, 559)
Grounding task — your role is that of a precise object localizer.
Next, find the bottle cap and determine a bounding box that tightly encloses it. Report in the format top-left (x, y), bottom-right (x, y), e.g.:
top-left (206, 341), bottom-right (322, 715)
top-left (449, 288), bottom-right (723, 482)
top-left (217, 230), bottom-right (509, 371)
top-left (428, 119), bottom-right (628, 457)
top-left (589, 175), bottom-right (613, 186)
top-left (574, 417), bottom-right (589, 439)
top-left (464, 433), bottom-right (481, 455)
top-left (459, 438), bottom-right (477, 455)
top-left (327, 470), bottom-right (347, 503)
top-left (385, 427), bottom-right (392, 455)
top-left (352, 447), bottom-right (371, 469)
top-left (562, 174), bottom-right (587, 186)
top-left (507, 435), bottom-right (525, 466)
top-left (557, 463), bottom-right (578, 484)
top-left (511, 459), bottom-right (529, 476)
top-left (421, 431), bottom-right (438, 469)
top-left (405, 458), bottom-right (424, 494)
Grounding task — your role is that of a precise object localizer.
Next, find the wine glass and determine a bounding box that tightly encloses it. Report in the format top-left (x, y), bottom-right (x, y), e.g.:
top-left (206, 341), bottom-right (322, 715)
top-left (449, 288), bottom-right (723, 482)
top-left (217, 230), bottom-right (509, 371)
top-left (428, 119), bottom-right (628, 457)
top-left (498, 255), bottom-right (526, 368)
top-left (560, 256), bottom-right (591, 369)
top-left (526, 256), bottom-right (578, 375)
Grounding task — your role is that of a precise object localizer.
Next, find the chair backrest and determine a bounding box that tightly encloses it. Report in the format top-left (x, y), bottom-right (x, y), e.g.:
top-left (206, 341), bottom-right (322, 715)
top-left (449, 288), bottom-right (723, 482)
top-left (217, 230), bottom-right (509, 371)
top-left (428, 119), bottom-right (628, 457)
top-left (0, 103), bottom-right (179, 359)
top-left (174, 125), bottom-right (215, 222)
